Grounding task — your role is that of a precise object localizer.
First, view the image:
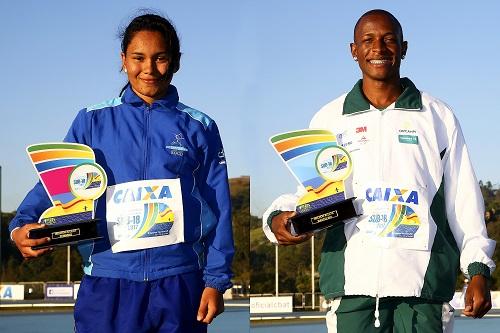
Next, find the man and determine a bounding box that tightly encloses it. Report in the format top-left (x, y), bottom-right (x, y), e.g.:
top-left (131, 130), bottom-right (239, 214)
top-left (262, 9), bottom-right (495, 332)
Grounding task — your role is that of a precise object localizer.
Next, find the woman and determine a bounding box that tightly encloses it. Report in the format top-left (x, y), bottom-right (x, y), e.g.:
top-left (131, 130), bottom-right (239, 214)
top-left (9, 13), bottom-right (234, 333)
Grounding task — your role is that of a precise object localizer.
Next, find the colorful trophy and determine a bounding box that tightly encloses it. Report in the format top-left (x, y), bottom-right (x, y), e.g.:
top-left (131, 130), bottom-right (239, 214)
top-left (27, 143), bottom-right (107, 249)
top-left (270, 129), bottom-right (360, 234)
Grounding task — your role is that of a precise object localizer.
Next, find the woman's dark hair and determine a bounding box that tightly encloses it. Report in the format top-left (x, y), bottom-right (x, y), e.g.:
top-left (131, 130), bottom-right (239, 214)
top-left (119, 13), bottom-right (181, 95)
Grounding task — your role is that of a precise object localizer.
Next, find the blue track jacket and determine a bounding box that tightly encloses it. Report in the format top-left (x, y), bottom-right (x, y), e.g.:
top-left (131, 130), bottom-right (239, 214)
top-left (9, 85), bottom-right (234, 292)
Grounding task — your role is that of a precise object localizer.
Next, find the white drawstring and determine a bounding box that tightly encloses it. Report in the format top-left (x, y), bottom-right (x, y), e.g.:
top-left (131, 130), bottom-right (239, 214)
top-left (374, 294), bottom-right (380, 328)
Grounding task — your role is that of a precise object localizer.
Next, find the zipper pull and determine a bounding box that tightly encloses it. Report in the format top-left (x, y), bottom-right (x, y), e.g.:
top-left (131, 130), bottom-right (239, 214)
top-left (374, 294), bottom-right (380, 328)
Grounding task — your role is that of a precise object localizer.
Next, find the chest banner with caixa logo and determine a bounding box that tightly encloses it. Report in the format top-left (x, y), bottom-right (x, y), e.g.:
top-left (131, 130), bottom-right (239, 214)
top-left (106, 179), bottom-right (184, 253)
top-left (356, 182), bottom-right (429, 251)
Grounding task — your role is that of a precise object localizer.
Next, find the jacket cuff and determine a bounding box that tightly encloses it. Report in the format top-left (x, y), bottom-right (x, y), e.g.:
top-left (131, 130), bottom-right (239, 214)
top-left (8, 219), bottom-right (24, 234)
top-left (205, 280), bottom-right (232, 294)
top-left (10, 227), bottom-right (20, 241)
top-left (468, 262), bottom-right (491, 279)
top-left (267, 210), bottom-right (283, 231)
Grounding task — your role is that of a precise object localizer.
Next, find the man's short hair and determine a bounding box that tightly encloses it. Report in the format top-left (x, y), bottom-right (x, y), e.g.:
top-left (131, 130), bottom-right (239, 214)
top-left (353, 9), bottom-right (404, 42)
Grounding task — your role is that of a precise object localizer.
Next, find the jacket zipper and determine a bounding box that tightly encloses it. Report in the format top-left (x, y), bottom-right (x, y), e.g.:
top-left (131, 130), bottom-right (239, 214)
top-left (143, 105), bottom-right (151, 281)
top-left (143, 105), bottom-right (151, 180)
top-left (373, 109), bottom-right (385, 327)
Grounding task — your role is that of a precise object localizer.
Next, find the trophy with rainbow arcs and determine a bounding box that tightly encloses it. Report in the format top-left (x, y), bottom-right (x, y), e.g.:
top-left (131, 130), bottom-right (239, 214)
top-left (26, 143), bottom-right (107, 249)
top-left (270, 129), bottom-right (360, 234)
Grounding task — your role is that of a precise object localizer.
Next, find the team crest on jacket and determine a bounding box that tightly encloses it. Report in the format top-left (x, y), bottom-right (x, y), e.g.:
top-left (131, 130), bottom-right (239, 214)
top-left (165, 133), bottom-right (188, 156)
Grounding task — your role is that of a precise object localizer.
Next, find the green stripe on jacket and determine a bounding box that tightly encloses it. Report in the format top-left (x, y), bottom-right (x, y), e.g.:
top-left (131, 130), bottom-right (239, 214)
top-left (421, 176), bottom-right (460, 301)
top-left (319, 222), bottom-right (347, 299)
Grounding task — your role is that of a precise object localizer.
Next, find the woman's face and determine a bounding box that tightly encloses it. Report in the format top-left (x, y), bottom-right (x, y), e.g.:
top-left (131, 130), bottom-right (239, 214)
top-left (121, 30), bottom-right (173, 104)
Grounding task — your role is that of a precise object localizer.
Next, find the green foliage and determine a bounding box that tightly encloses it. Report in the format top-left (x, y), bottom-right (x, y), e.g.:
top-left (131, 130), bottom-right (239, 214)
top-left (250, 212), bottom-right (326, 294)
top-left (229, 176), bottom-right (250, 288)
top-left (479, 182), bottom-right (500, 289)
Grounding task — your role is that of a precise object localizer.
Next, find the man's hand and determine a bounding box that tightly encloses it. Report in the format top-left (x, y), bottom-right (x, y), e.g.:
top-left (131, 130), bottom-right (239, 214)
top-left (271, 211), bottom-right (312, 246)
top-left (197, 287), bottom-right (224, 324)
top-left (11, 223), bottom-right (52, 259)
top-left (463, 275), bottom-right (492, 318)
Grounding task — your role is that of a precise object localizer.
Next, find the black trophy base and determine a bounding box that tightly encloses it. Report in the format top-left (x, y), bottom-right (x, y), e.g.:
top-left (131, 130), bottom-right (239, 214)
top-left (29, 219), bottom-right (102, 250)
top-left (291, 198), bottom-right (358, 235)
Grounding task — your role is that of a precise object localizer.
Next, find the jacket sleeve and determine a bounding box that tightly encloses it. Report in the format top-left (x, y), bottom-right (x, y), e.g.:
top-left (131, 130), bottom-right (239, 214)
top-left (199, 120), bottom-right (235, 292)
top-left (8, 182), bottom-right (52, 236)
top-left (9, 109), bottom-right (91, 236)
top-left (262, 189), bottom-right (303, 244)
top-left (444, 116), bottom-right (496, 278)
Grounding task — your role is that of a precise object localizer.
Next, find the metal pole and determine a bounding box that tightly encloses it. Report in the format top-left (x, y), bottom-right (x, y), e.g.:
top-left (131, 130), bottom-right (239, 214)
top-left (311, 235), bottom-right (315, 310)
top-left (275, 244), bottom-right (279, 297)
top-left (0, 165), bottom-right (2, 276)
top-left (67, 245), bottom-right (70, 284)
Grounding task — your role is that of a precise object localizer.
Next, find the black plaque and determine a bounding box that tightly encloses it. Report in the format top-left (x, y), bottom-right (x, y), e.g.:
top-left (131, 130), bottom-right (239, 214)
top-left (291, 198), bottom-right (359, 234)
top-left (29, 219), bottom-right (102, 250)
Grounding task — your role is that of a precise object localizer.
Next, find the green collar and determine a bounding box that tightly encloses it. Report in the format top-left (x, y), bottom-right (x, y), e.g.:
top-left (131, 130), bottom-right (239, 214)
top-left (342, 77), bottom-right (423, 115)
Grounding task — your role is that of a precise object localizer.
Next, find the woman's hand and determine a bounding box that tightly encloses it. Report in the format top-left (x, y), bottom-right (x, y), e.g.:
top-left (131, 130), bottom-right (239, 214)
top-left (11, 223), bottom-right (52, 259)
top-left (197, 287), bottom-right (224, 324)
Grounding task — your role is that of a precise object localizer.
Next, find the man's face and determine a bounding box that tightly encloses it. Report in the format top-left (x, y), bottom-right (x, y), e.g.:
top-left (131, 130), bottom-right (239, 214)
top-left (350, 13), bottom-right (407, 82)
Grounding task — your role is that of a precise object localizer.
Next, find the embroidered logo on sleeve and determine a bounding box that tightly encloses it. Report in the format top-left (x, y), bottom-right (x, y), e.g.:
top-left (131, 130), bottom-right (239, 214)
top-left (218, 148), bottom-right (226, 165)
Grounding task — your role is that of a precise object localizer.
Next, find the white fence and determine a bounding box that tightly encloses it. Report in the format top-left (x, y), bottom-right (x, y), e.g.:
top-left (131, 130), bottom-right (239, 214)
top-left (251, 291), bottom-right (500, 312)
top-left (451, 290), bottom-right (500, 309)
top-left (0, 282), bottom-right (80, 301)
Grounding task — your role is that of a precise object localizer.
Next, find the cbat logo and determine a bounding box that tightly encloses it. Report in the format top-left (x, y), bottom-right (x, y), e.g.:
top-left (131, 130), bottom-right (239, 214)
top-left (172, 133), bottom-right (185, 146)
top-left (356, 126), bottom-right (367, 133)
top-left (113, 186), bottom-right (173, 204)
top-left (366, 187), bottom-right (419, 205)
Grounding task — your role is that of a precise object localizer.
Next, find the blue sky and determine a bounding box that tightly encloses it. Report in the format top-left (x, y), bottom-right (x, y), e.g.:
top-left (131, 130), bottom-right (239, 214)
top-left (0, 1), bottom-right (499, 216)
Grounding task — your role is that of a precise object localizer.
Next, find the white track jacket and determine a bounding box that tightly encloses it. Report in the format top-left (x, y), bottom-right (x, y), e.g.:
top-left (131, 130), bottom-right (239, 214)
top-left (263, 78), bottom-right (495, 301)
